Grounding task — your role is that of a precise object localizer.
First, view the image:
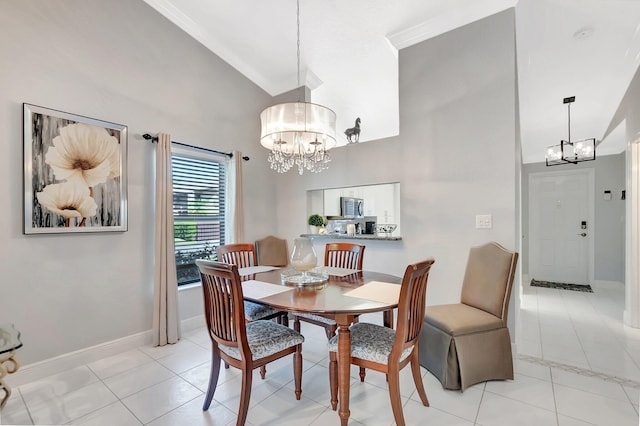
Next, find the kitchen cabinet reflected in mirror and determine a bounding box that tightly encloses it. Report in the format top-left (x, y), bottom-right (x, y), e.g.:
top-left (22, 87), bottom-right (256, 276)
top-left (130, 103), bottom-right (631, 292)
top-left (307, 182), bottom-right (401, 237)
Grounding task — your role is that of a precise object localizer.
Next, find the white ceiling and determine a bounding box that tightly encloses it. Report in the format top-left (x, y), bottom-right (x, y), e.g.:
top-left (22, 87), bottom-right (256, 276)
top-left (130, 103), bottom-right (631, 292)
top-left (144, 0), bottom-right (640, 163)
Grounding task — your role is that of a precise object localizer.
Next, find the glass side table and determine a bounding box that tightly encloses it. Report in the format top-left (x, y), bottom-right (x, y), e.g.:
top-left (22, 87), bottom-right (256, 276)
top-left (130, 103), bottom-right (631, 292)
top-left (0, 324), bottom-right (22, 410)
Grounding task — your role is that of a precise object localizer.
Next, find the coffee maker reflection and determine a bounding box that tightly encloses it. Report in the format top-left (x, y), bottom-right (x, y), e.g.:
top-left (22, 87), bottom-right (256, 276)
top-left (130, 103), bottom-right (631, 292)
top-left (365, 221), bottom-right (376, 235)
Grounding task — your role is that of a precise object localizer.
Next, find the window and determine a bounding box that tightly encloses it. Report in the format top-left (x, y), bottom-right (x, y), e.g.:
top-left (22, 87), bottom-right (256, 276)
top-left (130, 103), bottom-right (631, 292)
top-left (172, 149), bottom-right (226, 285)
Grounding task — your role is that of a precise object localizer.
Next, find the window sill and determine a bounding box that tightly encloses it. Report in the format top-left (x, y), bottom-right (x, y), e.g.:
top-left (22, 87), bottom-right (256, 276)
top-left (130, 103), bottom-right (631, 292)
top-left (178, 281), bottom-right (202, 292)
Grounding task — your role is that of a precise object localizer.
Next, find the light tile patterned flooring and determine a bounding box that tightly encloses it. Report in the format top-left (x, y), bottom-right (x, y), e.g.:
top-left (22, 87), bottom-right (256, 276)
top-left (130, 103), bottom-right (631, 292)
top-left (1, 281), bottom-right (639, 426)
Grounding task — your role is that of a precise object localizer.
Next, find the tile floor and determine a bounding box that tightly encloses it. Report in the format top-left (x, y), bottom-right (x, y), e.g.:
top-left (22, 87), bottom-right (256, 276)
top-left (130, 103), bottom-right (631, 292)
top-left (1, 282), bottom-right (639, 426)
top-left (519, 280), bottom-right (640, 384)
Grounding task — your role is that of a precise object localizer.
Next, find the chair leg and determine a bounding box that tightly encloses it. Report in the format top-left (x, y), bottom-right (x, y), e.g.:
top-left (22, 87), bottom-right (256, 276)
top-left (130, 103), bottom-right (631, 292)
top-left (237, 365), bottom-right (253, 426)
top-left (203, 350), bottom-right (222, 411)
top-left (260, 365), bottom-right (266, 379)
top-left (359, 367), bottom-right (366, 382)
top-left (293, 344), bottom-right (303, 400)
top-left (293, 316), bottom-right (301, 333)
top-left (410, 350), bottom-right (429, 406)
top-left (329, 352), bottom-right (338, 410)
top-left (325, 324), bottom-right (337, 340)
top-left (281, 313), bottom-right (289, 327)
top-left (387, 365), bottom-right (405, 426)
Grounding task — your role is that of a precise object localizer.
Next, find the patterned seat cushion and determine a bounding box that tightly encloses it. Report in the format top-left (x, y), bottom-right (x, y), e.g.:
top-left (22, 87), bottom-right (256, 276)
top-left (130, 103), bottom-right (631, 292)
top-left (328, 323), bottom-right (413, 364)
top-left (218, 320), bottom-right (304, 361)
top-left (295, 312), bottom-right (336, 325)
top-left (244, 301), bottom-right (280, 321)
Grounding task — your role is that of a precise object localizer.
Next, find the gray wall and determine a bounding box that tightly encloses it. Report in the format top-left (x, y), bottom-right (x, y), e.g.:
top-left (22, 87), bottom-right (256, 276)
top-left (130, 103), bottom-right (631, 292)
top-left (521, 153), bottom-right (626, 282)
top-left (606, 62), bottom-right (640, 325)
top-left (273, 9), bottom-right (520, 332)
top-left (0, 0), bottom-right (277, 364)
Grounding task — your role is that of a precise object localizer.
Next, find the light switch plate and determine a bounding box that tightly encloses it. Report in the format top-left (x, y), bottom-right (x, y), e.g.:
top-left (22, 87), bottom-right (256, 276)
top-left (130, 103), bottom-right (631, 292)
top-left (475, 214), bottom-right (492, 229)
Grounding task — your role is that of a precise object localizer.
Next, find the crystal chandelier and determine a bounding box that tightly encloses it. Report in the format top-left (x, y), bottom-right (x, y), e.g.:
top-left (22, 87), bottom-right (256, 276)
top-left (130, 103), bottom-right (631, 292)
top-left (259, 0), bottom-right (336, 175)
top-left (546, 96), bottom-right (596, 166)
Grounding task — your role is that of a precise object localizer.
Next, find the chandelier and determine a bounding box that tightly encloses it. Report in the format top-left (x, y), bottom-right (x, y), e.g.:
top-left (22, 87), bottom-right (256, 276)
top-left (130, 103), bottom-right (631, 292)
top-left (546, 96), bottom-right (596, 166)
top-left (259, 0), bottom-right (336, 175)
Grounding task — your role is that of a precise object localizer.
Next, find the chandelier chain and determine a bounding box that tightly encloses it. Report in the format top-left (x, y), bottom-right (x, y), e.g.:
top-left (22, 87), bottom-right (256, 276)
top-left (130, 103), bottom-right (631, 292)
top-left (296, 0), bottom-right (301, 92)
top-left (567, 101), bottom-right (571, 142)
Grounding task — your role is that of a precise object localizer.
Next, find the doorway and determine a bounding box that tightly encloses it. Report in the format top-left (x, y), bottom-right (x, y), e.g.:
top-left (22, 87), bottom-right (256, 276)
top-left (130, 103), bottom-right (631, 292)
top-left (528, 169), bottom-right (595, 285)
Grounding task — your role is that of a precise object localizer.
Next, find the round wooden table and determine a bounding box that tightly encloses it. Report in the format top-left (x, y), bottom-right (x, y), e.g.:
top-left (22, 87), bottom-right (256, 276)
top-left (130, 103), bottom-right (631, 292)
top-left (243, 269), bottom-right (401, 426)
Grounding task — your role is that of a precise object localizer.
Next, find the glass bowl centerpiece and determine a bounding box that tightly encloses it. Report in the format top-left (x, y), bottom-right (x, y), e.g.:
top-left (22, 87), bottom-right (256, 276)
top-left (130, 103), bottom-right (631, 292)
top-left (376, 223), bottom-right (397, 238)
top-left (282, 237), bottom-right (328, 286)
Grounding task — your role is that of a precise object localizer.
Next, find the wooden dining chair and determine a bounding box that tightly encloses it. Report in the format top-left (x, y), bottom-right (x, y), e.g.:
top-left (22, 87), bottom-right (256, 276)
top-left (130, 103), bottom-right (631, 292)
top-left (217, 243), bottom-right (286, 324)
top-left (324, 242), bottom-right (365, 270)
top-left (196, 260), bottom-right (304, 426)
top-left (328, 258), bottom-right (435, 426)
top-left (292, 243), bottom-right (366, 339)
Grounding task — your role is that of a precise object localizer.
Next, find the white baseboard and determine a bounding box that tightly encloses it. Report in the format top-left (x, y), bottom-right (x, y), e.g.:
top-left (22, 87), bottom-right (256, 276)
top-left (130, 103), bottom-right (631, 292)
top-left (8, 316), bottom-right (206, 388)
top-left (181, 315), bottom-right (205, 333)
top-left (592, 280), bottom-right (624, 288)
top-left (8, 330), bottom-right (152, 388)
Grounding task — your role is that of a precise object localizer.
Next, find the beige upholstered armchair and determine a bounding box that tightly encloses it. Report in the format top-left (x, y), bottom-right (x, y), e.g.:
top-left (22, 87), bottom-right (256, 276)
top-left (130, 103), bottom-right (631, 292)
top-left (255, 236), bottom-right (289, 267)
top-left (419, 242), bottom-right (518, 391)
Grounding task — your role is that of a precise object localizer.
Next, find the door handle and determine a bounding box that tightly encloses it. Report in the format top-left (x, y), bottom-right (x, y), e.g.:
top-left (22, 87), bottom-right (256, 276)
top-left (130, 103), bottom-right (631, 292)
top-left (578, 233), bottom-right (587, 237)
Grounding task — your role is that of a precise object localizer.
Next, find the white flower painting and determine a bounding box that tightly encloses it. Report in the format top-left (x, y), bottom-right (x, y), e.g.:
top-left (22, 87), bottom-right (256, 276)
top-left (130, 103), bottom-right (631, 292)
top-left (24, 104), bottom-right (128, 234)
top-left (45, 123), bottom-right (121, 187)
top-left (36, 182), bottom-right (98, 221)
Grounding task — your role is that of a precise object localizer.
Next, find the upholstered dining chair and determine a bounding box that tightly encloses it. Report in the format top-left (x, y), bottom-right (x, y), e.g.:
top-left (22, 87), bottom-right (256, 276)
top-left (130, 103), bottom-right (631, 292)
top-left (292, 242), bottom-right (366, 339)
top-left (328, 258), bottom-right (436, 426)
top-left (255, 235), bottom-right (289, 267)
top-left (418, 242), bottom-right (518, 391)
top-left (196, 260), bottom-right (304, 426)
top-left (217, 243), bottom-right (286, 323)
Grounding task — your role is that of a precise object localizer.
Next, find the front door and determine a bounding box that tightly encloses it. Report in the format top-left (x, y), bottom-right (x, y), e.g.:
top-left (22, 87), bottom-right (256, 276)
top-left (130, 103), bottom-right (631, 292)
top-left (529, 169), bottom-right (594, 284)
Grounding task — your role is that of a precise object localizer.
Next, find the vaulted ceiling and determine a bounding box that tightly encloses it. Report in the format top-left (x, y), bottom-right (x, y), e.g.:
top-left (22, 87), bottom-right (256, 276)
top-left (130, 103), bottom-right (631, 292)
top-left (144, 0), bottom-right (640, 163)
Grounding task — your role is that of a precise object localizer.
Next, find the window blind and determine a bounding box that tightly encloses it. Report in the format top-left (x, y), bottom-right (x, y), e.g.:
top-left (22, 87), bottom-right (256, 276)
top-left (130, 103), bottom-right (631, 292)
top-left (172, 153), bottom-right (226, 285)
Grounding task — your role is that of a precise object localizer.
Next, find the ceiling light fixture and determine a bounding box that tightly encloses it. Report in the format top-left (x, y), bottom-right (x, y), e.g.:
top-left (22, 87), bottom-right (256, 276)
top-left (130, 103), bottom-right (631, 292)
top-left (545, 96), bottom-right (596, 166)
top-left (259, 0), bottom-right (336, 175)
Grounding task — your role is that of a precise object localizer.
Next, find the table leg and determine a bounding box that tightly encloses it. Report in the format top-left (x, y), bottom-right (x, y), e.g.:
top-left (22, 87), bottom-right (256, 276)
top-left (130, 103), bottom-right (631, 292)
top-left (383, 309), bottom-right (394, 329)
top-left (335, 314), bottom-right (354, 426)
top-left (0, 350), bottom-right (18, 410)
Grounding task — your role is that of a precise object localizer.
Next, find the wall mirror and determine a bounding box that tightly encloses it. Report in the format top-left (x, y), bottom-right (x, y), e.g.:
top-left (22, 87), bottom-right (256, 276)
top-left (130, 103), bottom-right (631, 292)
top-left (307, 182), bottom-right (401, 236)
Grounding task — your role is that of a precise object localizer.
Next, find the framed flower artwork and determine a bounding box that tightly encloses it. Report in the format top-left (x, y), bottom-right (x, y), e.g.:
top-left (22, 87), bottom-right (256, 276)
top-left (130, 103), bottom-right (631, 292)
top-left (23, 104), bottom-right (128, 234)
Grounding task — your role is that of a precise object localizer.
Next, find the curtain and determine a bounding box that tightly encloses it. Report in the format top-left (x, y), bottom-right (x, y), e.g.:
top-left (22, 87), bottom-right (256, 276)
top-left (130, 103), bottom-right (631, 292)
top-left (226, 150), bottom-right (245, 243)
top-left (152, 133), bottom-right (181, 346)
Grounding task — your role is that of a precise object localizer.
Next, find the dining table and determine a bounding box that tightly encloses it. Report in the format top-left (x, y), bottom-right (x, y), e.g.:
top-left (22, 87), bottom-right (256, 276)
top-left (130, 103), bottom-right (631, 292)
top-left (238, 266), bottom-right (402, 426)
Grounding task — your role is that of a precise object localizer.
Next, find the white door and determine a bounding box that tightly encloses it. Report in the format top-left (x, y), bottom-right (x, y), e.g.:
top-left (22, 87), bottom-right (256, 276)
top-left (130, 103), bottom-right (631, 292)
top-left (529, 169), bottom-right (594, 284)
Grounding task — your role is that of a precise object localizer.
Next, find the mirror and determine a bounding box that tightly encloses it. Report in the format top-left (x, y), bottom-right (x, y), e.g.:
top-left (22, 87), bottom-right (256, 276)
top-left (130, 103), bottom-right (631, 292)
top-left (307, 182), bottom-right (401, 236)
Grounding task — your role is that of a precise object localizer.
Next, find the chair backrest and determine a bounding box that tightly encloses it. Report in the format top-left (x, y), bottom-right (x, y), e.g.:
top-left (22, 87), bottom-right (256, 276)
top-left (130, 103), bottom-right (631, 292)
top-left (460, 242), bottom-right (519, 322)
top-left (196, 260), bottom-right (250, 357)
top-left (391, 258), bottom-right (435, 358)
top-left (324, 243), bottom-right (365, 270)
top-left (217, 243), bottom-right (257, 268)
top-left (255, 236), bottom-right (289, 267)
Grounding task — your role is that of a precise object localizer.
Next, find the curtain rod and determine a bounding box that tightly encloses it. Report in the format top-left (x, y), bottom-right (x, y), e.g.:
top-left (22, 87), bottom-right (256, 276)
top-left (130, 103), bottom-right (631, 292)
top-left (142, 133), bottom-right (249, 161)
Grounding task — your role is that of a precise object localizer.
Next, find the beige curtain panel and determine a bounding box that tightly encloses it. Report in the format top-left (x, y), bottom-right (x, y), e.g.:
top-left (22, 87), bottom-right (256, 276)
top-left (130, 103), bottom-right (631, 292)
top-left (227, 150), bottom-right (245, 243)
top-left (152, 132), bottom-right (181, 346)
